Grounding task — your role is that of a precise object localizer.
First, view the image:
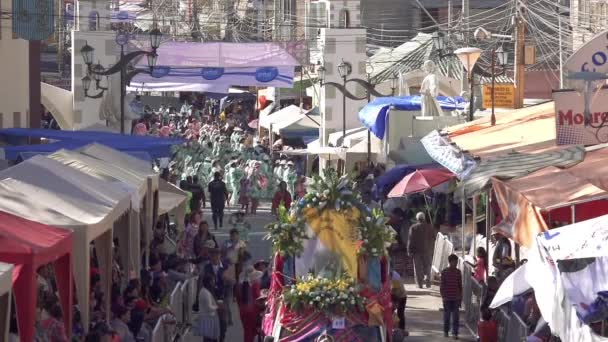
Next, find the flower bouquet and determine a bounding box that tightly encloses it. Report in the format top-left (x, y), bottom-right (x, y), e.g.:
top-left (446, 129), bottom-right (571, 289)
top-left (357, 208), bottom-right (396, 257)
top-left (282, 274), bottom-right (366, 315)
top-left (264, 205), bottom-right (308, 257)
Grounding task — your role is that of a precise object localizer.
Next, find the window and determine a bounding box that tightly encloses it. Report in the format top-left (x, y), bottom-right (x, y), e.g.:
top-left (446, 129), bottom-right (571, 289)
top-left (339, 8), bottom-right (350, 28)
top-left (89, 11), bottom-right (100, 31)
top-left (579, 0), bottom-right (590, 27)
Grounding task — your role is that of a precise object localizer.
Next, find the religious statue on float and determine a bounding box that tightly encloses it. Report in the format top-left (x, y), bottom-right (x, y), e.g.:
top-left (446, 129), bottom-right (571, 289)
top-left (420, 60), bottom-right (444, 117)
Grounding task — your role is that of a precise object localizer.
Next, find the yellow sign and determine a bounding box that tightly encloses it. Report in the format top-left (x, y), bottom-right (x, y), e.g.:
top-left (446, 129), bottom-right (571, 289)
top-left (483, 84), bottom-right (516, 109)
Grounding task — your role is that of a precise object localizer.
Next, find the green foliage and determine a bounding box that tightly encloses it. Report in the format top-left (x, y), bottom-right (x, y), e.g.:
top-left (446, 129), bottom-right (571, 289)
top-left (357, 208), bottom-right (396, 257)
top-left (282, 274), bottom-right (366, 314)
top-left (264, 205), bottom-right (308, 257)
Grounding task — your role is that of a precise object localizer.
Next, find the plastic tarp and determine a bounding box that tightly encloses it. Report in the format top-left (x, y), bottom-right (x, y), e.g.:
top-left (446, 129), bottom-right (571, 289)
top-left (0, 155), bottom-right (132, 332)
top-left (0, 211), bottom-right (73, 342)
top-left (491, 216), bottom-right (608, 341)
top-left (447, 102), bottom-right (556, 158)
top-left (130, 66), bottom-right (295, 89)
top-left (0, 128), bottom-right (183, 159)
top-left (135, 41), bottom-right (301, 68)
top-left (358, 96), bottom-right (467, 139)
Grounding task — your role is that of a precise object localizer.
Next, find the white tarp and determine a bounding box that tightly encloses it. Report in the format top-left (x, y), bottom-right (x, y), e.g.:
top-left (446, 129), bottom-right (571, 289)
top-left (328, 127), bottom-right (368, 148)
top-left (492, 214), bottom-right (608, 341)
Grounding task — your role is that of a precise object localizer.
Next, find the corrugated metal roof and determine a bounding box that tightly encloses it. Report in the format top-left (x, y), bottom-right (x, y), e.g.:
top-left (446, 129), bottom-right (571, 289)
top-left (369, 33), bottom-right (513, 85)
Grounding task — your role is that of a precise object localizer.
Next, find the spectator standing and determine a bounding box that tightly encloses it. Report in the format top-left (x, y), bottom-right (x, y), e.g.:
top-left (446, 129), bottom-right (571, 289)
top-left (195, 275), bottom-right (221, 342)
top-left (473, 247), bottom-right (488, 283)
top-left (189, 175), bottom-right (206, 211)
top-left (110, 305), bottom-right (136, 342)
top-left (41, 304), bottom-right (68, 342)
top-left (388, 208), bottom-right (411, 277)
top-left (478, 309), bottom-right (498, 342)
top-left (440, 254), bottom-right (462, 339)
top-left (271, 181), bottom-right (292, 214)
top-left (408, 212), bottom-right (436, 288)
top-left (208, 172), bottom-right (229, 230)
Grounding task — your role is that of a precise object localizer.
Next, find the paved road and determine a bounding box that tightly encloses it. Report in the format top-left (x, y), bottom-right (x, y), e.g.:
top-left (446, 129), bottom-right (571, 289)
top-left (183, 202), bottom-right (275, 342)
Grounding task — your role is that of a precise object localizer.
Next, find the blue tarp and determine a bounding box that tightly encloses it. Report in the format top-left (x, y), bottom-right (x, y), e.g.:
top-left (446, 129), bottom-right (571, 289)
top-left (0, 128), bottom-right (183, 160)
top-left (358, 96), bottom-right (467, 139)
top-left (374, 163), bottom-right (440, 199)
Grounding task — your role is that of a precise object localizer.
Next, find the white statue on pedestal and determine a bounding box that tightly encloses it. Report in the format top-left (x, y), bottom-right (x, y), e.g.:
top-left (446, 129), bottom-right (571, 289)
top-left (420, 60), bottom-right (443, 117)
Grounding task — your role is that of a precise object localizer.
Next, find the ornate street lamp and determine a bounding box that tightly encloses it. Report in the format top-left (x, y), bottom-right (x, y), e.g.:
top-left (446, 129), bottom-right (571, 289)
top-left (337, 59), bottom-right (353, 144)
top-left (390, 73), bottom-right (399, 95)
top-left (80, 29), bottom-right (162, 133)
top-left (454, 47), bottom-right (482, 122)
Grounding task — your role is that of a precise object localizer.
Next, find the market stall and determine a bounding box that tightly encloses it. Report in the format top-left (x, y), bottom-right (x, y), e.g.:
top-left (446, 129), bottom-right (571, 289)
top-left (48, 149), bottom-right (149, 270)
top-left (79, 143), bottom-right (160, 261)
top-left (0, 211), bottom-right (73, 342)
top-left (0, 156), bottom-right (132, 332)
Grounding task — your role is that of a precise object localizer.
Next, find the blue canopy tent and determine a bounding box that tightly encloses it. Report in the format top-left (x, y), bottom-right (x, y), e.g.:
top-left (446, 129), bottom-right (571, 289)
top-left (0, 128), bottom-right (183, 160)
top-left (358, 96), bottom-right (466, 139)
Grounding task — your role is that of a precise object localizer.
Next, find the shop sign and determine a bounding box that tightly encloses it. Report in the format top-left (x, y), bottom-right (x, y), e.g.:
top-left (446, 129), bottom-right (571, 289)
top-left (565, 30), bottom-right (608, 73)
top-left (553, 88), bottom-right (608, 145)
top-left (482, 84), bottom-right (515, 108)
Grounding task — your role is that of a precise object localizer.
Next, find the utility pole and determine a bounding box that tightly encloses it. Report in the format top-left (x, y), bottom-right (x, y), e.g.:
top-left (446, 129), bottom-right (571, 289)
top-left (448, 0), bottom-right (452, 35)
top-left (514, 0), bottom-right (526, 109)
top-left (461, 0), bottom-right (470, 97)
top-left (557, 0), bottom-right (564, 88)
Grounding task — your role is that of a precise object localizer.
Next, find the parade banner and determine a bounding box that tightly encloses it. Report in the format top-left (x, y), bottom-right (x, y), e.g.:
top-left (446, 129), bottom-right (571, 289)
top-left (553, 88), bottom-right (608, 145)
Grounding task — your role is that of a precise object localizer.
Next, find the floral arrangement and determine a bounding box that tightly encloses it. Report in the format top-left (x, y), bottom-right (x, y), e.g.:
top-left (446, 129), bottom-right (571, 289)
top-left (357, 208), bottom-right (396, 257)
top-left (264, 205), bottom-right (308, 257)
top-left (295, 169), bottom-right (360, 213)
top-left (282, 274), bottom-right (366, 314)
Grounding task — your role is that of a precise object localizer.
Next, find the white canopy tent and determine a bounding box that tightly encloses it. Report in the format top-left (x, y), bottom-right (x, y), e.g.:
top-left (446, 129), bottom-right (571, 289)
top-left (0, 156), bottom-right (132, 333)
top-left (47, 149), bottom-right (148, 272)
top-left (270, 109), bottom-right (320, 135)
top-left (260, 105), bottom-right (306, 129)
top-left (0, 262), bottom-right (12, 342)
top-left (78, 143), bottom-right (159, 256)
top-left (158, 179), bottom-right (188, 232)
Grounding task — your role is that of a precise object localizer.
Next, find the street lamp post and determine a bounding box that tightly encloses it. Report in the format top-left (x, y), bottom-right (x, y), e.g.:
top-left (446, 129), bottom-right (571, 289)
top-left (454, 47), bottom-right (482, 122)
top-left (319, 62), bottom-right (397, 165)
top-left (490, 47), bottom-right (509, 126)
top-left (80, 28), bottom-right (162, 133)
top-left (337, 59), bottom-right (352, 146)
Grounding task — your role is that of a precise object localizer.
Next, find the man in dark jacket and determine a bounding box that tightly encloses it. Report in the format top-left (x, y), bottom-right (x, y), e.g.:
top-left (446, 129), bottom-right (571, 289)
top-left (208, 172), bottom-right (229, 230)
top-left (408, 212), bottom-right (436, 288)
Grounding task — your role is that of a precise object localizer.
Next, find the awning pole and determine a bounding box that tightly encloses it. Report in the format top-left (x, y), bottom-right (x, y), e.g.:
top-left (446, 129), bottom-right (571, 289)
top-left (485, 189), bottom-right (491, 281)
top-left (461, 194), bottom-right (466, 259)
top-left (571, 204), bottom-right (576, 224)
top-left (472, 195), bottom-right (477, 258)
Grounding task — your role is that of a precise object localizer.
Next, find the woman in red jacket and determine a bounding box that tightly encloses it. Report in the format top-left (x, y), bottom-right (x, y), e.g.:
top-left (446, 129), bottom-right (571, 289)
top-left (271, 181), bottom-right (292, 214)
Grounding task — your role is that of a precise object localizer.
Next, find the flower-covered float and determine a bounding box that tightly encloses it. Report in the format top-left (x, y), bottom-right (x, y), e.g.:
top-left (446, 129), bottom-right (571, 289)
top-left (263, 170), bottom-right (396, 342)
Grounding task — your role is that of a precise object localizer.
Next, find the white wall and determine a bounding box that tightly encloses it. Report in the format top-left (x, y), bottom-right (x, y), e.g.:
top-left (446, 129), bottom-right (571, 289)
top-left (72, 31), bottom-right (122, 130)
top-left (319, 28), bottom-right (367, 145)
top-left (0, 0), bottom-right (30, 128)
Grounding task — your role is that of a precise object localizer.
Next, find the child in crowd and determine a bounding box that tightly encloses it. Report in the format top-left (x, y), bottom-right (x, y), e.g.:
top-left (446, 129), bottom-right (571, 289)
top-left (477, 308), bottom-right (498, 342)
top-left (229, 211), bottom-right (252, 243)
top-left (440, 254), bottom-right (463, 339)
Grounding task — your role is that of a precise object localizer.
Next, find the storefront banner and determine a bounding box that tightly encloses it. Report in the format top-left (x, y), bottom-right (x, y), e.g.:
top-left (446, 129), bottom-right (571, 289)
top-left (553, 89), bottom-right (608, 145)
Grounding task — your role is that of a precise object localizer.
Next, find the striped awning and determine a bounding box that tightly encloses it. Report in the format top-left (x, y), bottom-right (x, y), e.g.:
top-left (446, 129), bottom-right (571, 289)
top-left (454, 145), bottom-right (586, 201)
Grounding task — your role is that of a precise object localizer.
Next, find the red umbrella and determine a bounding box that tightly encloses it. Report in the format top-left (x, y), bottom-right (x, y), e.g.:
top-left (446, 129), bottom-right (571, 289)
top-left (248, 119), bottom-right (259, 129)
top-left (388, 168), bottom-right (454, 198)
